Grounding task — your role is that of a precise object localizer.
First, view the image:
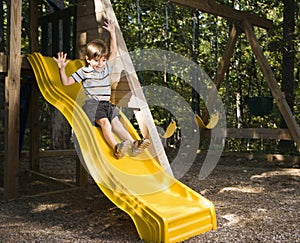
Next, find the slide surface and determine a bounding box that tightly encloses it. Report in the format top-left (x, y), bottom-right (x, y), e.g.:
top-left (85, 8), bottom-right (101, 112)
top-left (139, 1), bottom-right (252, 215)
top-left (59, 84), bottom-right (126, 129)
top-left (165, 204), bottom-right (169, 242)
top-left (27, 52), bottom-right (217, 243)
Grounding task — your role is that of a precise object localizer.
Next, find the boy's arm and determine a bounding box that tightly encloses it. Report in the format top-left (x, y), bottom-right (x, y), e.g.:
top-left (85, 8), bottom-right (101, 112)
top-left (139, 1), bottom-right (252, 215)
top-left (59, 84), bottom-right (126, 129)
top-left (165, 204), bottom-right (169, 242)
top-left (103, 19), bottom-right (117, 60)
top-left (53, 52), bottom-right (76, 86)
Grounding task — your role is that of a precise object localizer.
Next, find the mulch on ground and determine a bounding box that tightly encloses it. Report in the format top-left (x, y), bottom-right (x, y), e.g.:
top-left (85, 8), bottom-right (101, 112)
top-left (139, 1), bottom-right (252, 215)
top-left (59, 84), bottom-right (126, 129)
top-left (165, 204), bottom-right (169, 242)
top-left (0, 150), bottom-right (299, 242)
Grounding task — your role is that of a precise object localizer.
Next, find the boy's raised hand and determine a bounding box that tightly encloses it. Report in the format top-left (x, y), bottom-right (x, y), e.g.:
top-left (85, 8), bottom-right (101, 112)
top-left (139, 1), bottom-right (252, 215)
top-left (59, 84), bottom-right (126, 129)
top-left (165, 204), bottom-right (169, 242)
top-left (53, 52), bottom-right (69, 70)
top-left (103, 19), bottom-right (115, 33)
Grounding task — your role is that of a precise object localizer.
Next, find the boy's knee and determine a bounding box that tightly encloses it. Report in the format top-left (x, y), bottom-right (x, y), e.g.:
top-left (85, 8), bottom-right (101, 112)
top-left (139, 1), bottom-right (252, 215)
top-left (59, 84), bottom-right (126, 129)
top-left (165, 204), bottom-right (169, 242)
top-left (96, 118), bottom-right (110, 128)
top-left (111, 116), bottom-right (121, 126)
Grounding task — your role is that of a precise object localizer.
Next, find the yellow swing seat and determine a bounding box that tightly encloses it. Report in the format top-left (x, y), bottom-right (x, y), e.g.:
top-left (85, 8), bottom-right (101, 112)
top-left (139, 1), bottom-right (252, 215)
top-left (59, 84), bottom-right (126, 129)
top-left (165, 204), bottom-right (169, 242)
top-left (159, 120), bottom-right (177, 138)
top-left (195, 113), bottom-right (219, 129)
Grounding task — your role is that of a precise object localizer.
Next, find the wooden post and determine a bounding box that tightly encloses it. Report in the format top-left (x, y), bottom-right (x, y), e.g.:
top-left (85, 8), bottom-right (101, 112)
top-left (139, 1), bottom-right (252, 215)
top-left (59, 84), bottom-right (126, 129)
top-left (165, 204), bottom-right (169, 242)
top-left (76, 156), bottom-right (88, 187)
top-left (74, 0), bottom-right (97, 186)
top-left (4, 0), bottom-right (22, 199)
top-left (29, 0), bottom-right (40, 171)
top-left (243, 20), bottom-right (300, 151)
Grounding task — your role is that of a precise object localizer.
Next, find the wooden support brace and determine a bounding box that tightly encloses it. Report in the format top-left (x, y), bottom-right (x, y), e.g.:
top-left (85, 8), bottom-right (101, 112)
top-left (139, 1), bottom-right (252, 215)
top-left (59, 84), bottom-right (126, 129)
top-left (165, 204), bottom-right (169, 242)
top-left (28, 170), bottom-right (76, 188)
top-left (205, 128), bottom-right (293, 140)
top-left (169, 0), bottom-right (273, 29)
top-left (214, 24), bottom-right (241, 89)
top-left (18, 187), bottom-right (80, 200)
top-left (243, 20), bottom-right (300, 151)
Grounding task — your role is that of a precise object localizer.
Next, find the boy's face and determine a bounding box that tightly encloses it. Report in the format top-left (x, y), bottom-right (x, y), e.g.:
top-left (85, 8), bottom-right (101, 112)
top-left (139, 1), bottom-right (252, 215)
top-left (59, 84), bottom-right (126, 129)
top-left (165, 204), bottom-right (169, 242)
top-left (86, 55), bottom-right (107, 72)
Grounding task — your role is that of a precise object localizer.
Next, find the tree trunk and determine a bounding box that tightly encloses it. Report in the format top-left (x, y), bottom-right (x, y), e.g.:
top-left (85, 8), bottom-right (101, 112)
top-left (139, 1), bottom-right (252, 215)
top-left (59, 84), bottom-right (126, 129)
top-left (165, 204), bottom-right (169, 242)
top-left (279, 0), bottom-right (296, 152)
top-left (191, 10), bottom-right (200, 115)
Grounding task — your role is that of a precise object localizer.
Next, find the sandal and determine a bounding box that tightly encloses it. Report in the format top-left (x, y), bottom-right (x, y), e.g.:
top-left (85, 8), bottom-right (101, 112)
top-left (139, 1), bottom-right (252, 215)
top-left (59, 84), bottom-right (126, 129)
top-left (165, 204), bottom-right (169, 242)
top-left (114, 140), bottom-right (130, 159)
top-left (131, 138), bottom-right (150, 157)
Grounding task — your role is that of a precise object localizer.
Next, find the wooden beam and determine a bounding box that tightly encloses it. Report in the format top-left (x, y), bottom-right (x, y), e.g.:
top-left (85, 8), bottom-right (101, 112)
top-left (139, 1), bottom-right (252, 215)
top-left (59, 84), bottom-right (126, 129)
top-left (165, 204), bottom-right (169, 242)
top-left (214, 24), bottom-right (241, 89)
top-left (221, 152), bottom-right (300, 164)
top-left (29, 0), bottom-right (40, 171)
top-left (28, 170), bottom-right (76, 188)
top-left (207, 128), bottom-right (293, 140)
top-left (19, 187), bottom-right (80, 199)
top-left (0, 149), bottom-right (77, 158)
top-left (0, 54), bottom-right (32, 72)
top-left (29, 0), bottom-right (39, 52)
top-left (169, 0), bottom-right (273, 29)
top-left (242, 20), bottom-right (300, 151)
top-left (4, 0), bottom-right (22, 199)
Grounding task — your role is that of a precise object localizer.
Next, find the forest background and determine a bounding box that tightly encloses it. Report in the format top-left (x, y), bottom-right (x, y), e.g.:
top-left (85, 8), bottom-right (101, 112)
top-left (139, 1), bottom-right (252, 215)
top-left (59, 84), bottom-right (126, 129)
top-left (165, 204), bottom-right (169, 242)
top-left (0, 0), bottom-right (299, 155)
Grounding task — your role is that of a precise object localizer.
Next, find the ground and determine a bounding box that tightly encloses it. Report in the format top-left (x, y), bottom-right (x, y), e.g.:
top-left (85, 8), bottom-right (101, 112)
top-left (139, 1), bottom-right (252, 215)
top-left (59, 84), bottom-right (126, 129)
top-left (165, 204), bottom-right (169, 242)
top-left (0, 150), bottom-right (299, 242)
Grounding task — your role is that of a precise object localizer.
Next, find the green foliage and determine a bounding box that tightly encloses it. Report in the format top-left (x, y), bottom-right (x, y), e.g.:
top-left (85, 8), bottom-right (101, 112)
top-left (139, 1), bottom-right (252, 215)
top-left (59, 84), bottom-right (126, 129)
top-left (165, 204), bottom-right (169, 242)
top-left (3, 0), bottom-right (297, 153)
top-left (112, 0), bottom-right (299, 153)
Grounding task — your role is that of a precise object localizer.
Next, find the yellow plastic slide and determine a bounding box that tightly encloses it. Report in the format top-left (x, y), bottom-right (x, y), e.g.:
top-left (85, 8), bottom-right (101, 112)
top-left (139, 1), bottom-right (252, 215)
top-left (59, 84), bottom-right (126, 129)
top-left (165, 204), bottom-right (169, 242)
top-left (27, 52), bottom-right (217, 243)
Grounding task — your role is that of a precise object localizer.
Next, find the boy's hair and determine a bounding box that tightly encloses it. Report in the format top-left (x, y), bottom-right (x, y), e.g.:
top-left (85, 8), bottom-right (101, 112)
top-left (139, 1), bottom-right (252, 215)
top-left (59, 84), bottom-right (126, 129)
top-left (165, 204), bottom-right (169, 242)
top-left (85, 39), bottom-right (109, 60)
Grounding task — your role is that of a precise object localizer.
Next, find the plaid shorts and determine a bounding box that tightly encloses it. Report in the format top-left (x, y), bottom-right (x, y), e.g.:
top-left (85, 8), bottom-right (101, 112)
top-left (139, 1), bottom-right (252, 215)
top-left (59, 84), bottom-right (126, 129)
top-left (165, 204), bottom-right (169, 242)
top-left (82, 100), bottom-right (120, 126)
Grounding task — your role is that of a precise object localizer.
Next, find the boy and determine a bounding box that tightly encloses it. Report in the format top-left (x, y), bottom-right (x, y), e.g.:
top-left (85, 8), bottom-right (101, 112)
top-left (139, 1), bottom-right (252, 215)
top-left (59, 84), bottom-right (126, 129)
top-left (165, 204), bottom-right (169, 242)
top-left (53, 19), bottom-right (150, 159)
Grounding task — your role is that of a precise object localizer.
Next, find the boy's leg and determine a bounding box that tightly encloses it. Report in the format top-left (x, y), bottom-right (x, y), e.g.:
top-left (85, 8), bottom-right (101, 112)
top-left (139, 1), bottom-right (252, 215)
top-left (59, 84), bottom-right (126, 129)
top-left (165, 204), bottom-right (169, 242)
top-left (97, 117), bottom-right (130, 159)
top-left (111, 117), bottom-right (150, 156)
top-left (111, 116), bottom-right (135, 143)
top-left (96, 118), bottom-right (117, 149)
